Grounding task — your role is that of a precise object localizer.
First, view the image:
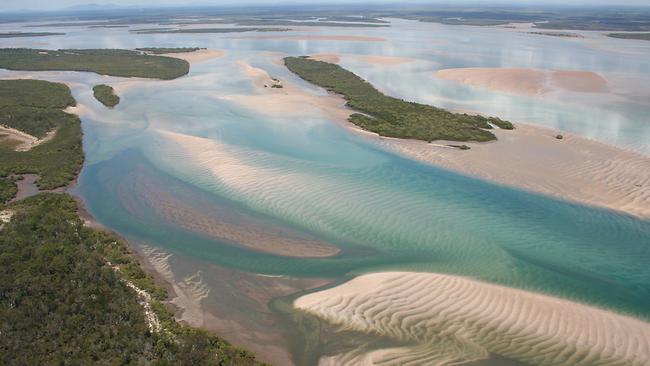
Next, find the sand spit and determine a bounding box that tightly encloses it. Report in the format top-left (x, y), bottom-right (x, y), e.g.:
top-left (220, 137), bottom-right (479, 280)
top-left (358, 55), bottom-right (413, 65)
top-left (296, 272), bottom-right (650, 366)
top-left (0, 125), bottom-right (56, 151)
top-left (120, 168), bottom-right (340, 258)
top-left (436, 67), bottom-right (608, 95)
top-left (308, 53), bottom-right (341, 63)
top-left (232, 35), bottom-right (386, 42)
top-left (229, 60), bottom-right (352, 121)
top-left (160, 49), bottom-right (225, 64)
top-left (379, 123), bottom-right (650, 219)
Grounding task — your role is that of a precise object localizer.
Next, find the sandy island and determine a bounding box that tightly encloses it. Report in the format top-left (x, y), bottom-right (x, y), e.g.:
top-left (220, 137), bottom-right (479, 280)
top-left (436, 67), bottom-right (608, 95)
top-left (295, 272), bottom-right (650, 366)
top-left (233, 57), bottom-right (649, 219)
top-left (159, 49), bottom-right (225, 64)
top-left (308, 53), bottom-right (341, 63)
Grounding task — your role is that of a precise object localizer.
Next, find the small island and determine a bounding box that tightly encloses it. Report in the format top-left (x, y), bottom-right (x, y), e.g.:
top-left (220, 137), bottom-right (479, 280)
top-left (93, 84), bottom-right (120, 108)
top-left (0, 32), bottom-right (65, 38)
top-left (284, 56), bottom-right (513, 143)
top-left (135, 47), bottom-right (204, 54)
top-left (0, 48), bottom-right (190, 80)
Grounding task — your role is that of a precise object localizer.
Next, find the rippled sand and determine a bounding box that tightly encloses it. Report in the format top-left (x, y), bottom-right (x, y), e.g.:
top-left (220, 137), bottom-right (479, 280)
top-left (379, 123), bottom-right (650, 219)
top-left (436, 67), bottom-right (608, 95)
top-left (296, 272), bottom-right (650, 366)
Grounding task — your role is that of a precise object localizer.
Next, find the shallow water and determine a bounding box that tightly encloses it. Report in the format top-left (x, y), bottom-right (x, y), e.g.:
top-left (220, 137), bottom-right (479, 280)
top-left (2, 18), bottom-right (650, 364)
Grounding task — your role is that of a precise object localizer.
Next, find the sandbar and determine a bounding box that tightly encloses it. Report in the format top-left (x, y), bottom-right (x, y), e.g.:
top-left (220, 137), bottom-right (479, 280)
top-left (296, 271), bottom-right (650, 366)
top-left (308, 53), bottom-right (341, 63)
top-left (436, 67), bottom-right (608, 95)
top-left (160, 49), bottom-right (225, 64)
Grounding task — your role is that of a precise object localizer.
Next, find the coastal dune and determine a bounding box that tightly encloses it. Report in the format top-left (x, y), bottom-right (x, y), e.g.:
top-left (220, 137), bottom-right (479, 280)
top-left (295, 272), bottom-right (650, 366)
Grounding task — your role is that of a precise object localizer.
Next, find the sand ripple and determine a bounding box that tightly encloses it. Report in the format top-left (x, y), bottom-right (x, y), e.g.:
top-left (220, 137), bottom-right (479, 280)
top-left (296, 272), bottom-right (650, 366)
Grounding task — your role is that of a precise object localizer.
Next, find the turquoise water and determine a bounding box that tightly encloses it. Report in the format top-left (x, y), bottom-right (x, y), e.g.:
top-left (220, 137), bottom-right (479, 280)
top-left (2, 17), bottom-right (650, 362)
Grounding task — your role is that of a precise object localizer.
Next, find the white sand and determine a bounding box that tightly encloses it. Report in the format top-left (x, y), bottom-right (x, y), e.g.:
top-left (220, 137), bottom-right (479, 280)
top-left (159, 49), bottom-right (225, 64)
top-left (436, 67), bottom-right (608, 95)
top-left (296, 271), bottom-right (650, 366)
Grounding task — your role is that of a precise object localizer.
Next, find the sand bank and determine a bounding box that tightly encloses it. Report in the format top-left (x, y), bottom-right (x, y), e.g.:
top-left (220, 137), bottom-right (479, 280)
top-left (358, 55), bottom-right (413, 65)
top-left (232, 35), bottom-right (386, 42)
top-left (379, 123), bottom-right (650, 219)
top-left (160, 49), bottom-right (225, 64)
top-left (296, 271), bottom-right (650, 366)
top-left (436, 67), bottom-right (608, 95)
top-left (120, 166), bottom-right (340, 258)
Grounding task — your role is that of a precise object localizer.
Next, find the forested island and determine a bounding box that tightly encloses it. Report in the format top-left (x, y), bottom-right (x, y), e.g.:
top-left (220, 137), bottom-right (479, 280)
top-left (284, 56), bottom-right (513, 143)
top-left (93, 84), bottom-right (120, 108)
top-left (607, 33), bottom-right (650, 41)
top-left (0, 79), bottom-right (263, 364)
top-left (0, 49), bottom-right (190, 80)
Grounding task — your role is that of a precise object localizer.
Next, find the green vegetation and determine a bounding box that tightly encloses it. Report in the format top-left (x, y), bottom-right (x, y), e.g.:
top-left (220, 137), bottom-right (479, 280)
top-left (136, 47), bottom-right (205, 54)
top-left (284, 56), bottom-right (513, 143)
top-left (93, 84), bottom-right (120, 108)
top-left (0, 176), bottom-right (18, 203)
top-left (131, 27), bottom-right (291, 34)
top-left (0, 32), bottom-right (65, 38)
top-left (0, 48), bottom-right (189, 80)
top-left (0, 79), bottom-right (82, 195)
top-left (0, 193), bottom-right (263, 365)
top-left (607, 33), bottom-right (650, 41)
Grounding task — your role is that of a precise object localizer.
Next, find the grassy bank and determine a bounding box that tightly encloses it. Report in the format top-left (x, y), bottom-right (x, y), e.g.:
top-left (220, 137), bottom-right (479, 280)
top-left (284, 56), bottom-right (513, 143)
top-left (93, 84), bottom-right (120, 108)
top-left (0, 193), bottom-right (262, 365)
top-left (0, 79), bottom-right (82, 197)
top-left (0, 48), bottom-right (189, 80)
top-left (607, 33), bottom-right (650, 41)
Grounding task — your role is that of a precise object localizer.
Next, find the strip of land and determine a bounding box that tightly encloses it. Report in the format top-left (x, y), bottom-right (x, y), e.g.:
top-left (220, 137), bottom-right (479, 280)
top-left (234, 35), bottom-right (386, 42)
top-left (131, 27), bottom-right (291, 34)
top-left (0, 49), bottom-right (190, 80)
top-left (607, 33), bottom-right (650, 41)
top-left (295, 272), bottom-right (650, 366)
top-left (284, 56), bottom-right (514, 143)
top-left (0, 32), bottom-right (65, 38)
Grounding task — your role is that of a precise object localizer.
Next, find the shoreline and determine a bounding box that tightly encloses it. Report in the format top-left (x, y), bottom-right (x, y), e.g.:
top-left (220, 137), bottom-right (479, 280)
top-left (244, 55), bottom-right (650, 220)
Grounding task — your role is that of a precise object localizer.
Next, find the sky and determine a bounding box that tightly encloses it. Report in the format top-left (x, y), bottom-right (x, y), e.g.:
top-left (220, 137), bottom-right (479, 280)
top-left (4, 0), bottom-right (650, 12)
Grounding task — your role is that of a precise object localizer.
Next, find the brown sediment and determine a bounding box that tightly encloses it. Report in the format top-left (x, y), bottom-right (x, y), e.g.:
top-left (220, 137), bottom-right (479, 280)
top-left (136, 244), bottom-right (332, 366)
top-left (231, 35), bottom-right (386, 42)
top-left (436, 67), bottom-right (608, 95)
top-left (117, 167), bottom-right (341, 258)
top-left (358, 55), bottom-right (413, 65)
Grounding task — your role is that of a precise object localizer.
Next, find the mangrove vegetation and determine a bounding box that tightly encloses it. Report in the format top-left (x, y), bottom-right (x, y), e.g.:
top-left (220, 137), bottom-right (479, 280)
top-left (93, 84), bottom-right (120, 108)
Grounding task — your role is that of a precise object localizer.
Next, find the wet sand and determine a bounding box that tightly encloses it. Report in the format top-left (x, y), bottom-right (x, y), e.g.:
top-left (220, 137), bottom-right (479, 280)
top-left (436, 67), bottom-right (608, 95)
top-left (138, 244), bottom-right (331, 366)
top-left (159, 49), bottom-right (225, 64)
top-left (117, 167), bottom-right (341, 258)
top-left (295, 272), bottom-right (650, 366)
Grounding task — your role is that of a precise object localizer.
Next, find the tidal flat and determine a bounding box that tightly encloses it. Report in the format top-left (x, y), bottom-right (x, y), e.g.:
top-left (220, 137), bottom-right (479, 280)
top-left (2, 16), bottom-right (650, 365)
